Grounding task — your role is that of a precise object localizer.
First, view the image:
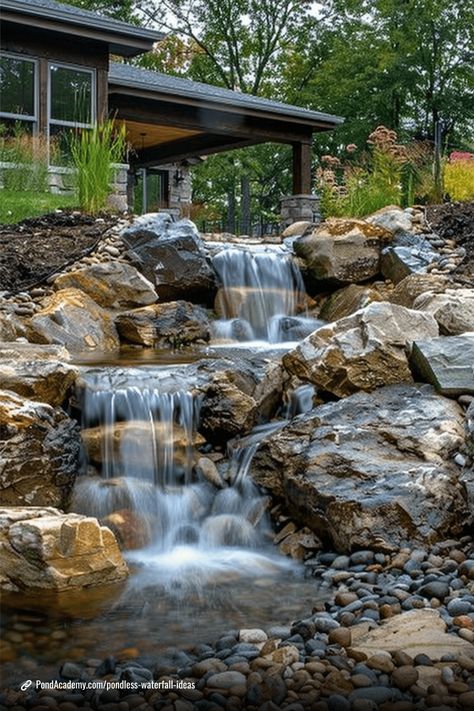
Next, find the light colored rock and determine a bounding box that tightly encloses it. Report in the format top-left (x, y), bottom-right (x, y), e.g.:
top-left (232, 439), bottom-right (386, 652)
top-left (350, 610), bottom-right (474, 660)
top-left (0, 390), bottom-right (80, 508)
top-left (412, 288), bottom-right (474, 335)
top-left (0, 506), bottom-right (128, 592)
top-left (294, 218), bottom-right (391, 287)
top-left (390, 273), bottom-right (448, 308)
top-left (0, 343), bottom-right (71, 361)
top-left (366, 206), bottom-right (413, 235)
top-left (0, 359), bottom-right (77, 406)
top-left (265, 644), bottom-right (300, 666)
top-left (196, 457), bottom-right (224, 488)
top-left (115, 301), bottom-right (210, 347)
top-left (206, 671), bottom-right (247, 689)
top-left (53, 262), bottom-right (158, 309)
top-left (251, 384), bottom-right (467, 551)
top-left (239, 628), bottom-right (268, 644)
top-left (319, 284), bottom-right (383, 322)
top-left (411, 334), bottom-right (474, 396)
top-left (27, 288), bottom-right (120, 352)
top-left (281, 221), bottom-right (312, 238)
top-left (283, 302), bottom-right (438, 398)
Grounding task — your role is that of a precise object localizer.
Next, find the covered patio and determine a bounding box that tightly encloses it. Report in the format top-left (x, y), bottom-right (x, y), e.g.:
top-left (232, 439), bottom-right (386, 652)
top-left (108, 62), bottom-right (343, 225)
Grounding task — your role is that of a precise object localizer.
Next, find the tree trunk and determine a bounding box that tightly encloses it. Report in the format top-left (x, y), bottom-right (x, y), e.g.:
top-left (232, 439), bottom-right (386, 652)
top-left (241, 174), bottom-right (251, 235)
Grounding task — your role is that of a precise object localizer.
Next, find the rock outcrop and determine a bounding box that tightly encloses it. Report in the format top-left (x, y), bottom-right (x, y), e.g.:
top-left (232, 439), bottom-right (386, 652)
top-left (411, 334), bottom-right (474, 396)
top-left (123, 217), bottom-right (218, 305)
top-left (115, 301), bottom-right (210, 347)
top-left (389, 273), bottom-right (448, 308)
top-left (412, 288), bottom-right (474, 335)
top-left (0, 507), bottom-right (128, 591)
top-left (319, 284), bottom-right (383, 322)
top-left (0, 390), bottom-right (81, 508)
top-left (53, 262), bottom-right (158, 309)
top-left (0, 359), bottom-right (76, 407)
top-left (27, 288), bottom-right (120, 352)
top-left (294, 218), bottom-right (391, 288)
top-left (283, 302), bottom-right (438, 397)
top-left (251, 384), bottom-right (467, 552)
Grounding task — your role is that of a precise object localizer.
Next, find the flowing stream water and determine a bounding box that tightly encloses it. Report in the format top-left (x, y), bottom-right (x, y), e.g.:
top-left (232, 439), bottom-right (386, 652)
top-left (1, 243), bottom-right (326, 686)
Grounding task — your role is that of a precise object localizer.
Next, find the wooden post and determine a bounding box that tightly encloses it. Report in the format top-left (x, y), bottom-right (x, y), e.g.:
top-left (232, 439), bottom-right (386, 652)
top-left (292, 140), bottom-right (312, 194)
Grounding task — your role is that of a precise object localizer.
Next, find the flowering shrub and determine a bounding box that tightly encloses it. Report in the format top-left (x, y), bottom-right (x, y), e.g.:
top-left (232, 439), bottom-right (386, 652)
top-left (444, 152), bottom-right (474, 201)
top-left (317, 126), bottom-right (438, 218)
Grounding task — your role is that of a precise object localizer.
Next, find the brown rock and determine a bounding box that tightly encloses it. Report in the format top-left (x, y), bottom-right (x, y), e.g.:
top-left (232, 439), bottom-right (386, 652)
top-left (319, 284), bottom-right (382, 322)
top-left (390, 273), bottom-right (448, 308)
top-left (328, 627), bottom-right (352, 648)
top-left (53, 262), bottom-right (158, 309)
top-left (115, 301), bottom-right (210, 347)
top-left (0, 507), bottom-right (128, 591)
top-left (412, 288), bottom-right (474, 335)
top-left (0, 359), bottom-right (77, 407)
top-left (101, 509), bottom-right (153, 550)
top-left (283, 302), bottom-right (438, 398)
top-left (0, 390), bottom-right (80, 508)
top-left (27, 288), bottom-right (119, 352)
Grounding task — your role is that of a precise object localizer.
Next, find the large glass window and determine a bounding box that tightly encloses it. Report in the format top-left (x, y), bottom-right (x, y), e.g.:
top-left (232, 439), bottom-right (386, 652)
top-left (49, 64), bottom-right (94, 126)
top-left (48, 63), bottom-right (95, 165)
top-left (0, 53), bottom-right (37, 122)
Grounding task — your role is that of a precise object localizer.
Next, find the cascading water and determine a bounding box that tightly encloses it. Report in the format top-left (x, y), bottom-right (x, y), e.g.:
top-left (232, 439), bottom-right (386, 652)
top-left (211, 245), bottom-right (322, 343)
top-left (72, 367), bottom-right (295, 595)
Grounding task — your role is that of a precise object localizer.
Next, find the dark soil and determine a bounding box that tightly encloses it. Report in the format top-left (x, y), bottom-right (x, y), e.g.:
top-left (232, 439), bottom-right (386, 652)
top-left (426, 201), bottom-right (474, 283)
top-left (0, 212), bottom-right (119, 294)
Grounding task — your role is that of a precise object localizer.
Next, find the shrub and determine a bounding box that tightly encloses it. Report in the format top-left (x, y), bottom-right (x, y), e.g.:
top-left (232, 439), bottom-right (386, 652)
top-left (0, 123), bottom-right (50, 192)
top-left (69, 120), bottom-right (127, 214)
top-left (444, 152), bottom-right (474, 201)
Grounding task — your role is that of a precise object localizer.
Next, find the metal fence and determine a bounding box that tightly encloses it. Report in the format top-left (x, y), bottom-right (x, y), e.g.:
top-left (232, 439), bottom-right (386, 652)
top-left (196, 218), bottom-right (281, 237)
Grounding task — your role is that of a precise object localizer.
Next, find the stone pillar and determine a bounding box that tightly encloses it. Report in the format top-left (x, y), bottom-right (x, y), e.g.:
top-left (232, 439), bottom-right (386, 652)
top-left (280, 194), bottom-right (321, 230)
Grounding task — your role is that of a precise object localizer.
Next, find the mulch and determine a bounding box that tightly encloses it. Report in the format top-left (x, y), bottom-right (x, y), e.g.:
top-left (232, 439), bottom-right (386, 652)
top-left (0, 212), bottom-right (119, 294)
top-left (426, 201), bottom-right (474, 283)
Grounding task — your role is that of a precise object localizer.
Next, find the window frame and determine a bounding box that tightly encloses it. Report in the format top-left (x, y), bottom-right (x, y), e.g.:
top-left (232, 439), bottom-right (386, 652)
top-left (47, 60), bottom-right (96, 130)
top-left (0, 51), bottom-right (38, 126)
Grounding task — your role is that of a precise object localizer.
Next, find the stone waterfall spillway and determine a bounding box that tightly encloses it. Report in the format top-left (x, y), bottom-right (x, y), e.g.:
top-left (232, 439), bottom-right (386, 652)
top-left (73, 368), bottom-right (295, 594)
top-left (211, 245), bottom-right (321, 343)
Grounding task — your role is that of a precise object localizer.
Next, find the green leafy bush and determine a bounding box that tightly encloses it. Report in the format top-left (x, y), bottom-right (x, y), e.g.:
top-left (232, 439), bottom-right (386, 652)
top-left (69, 120), bottom-right (127, 214)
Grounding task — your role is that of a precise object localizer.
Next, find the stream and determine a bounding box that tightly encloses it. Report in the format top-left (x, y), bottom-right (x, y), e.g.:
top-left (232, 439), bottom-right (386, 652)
top-left (0, 242), bottom-right (326, 686)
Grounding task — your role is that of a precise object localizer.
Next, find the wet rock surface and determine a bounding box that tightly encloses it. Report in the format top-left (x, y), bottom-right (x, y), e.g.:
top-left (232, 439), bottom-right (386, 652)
top-left (115, 301), bottom-right (210, 348)
top-left (0, 507), bottom-right (128, 592)
top-left (0, 390), bottom-right (81, 508)
top-left (283, 302), bottom-right (438, 397)
top-left (251, 384), bottom-right (468, 551)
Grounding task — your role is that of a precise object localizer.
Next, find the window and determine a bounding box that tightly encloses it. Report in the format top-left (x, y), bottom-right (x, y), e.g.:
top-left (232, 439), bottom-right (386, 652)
top-left (48, 62), bottom-right (95, 164)
top-left (0, 53), bottom-right (37, 132)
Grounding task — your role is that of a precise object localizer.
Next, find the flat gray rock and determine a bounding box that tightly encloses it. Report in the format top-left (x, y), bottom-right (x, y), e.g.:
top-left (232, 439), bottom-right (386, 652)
top-left (411, 334), bottom-right (474, 395)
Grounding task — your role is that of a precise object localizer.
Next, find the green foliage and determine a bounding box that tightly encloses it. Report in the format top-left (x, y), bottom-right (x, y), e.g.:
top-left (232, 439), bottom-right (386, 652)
top-left (69, 121), bottom-right (127, 214)
top-left (444, 159), bottom-right (474, 201)
top-left (0, 124), bottom-right (50, 192)
top-left (0, 191), bottom-right (76, 224)
top-left (57, 0), bottom-right (140, 23)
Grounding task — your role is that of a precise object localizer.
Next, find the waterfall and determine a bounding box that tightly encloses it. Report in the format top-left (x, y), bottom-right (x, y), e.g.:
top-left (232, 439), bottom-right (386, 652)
top-left (212, 246), bottom-right (322, 343)
top-left (72, 367), bottom-right (293, 592)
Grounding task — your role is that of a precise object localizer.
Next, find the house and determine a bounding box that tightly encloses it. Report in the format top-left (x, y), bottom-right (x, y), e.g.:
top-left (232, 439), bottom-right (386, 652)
top-left (0, 0), bottom-right (343, 224)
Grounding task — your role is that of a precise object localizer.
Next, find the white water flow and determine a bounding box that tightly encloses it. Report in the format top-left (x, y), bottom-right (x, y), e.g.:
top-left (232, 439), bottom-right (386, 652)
top-left (212, 245), bottom-right (322, 343)
top-left (73, 368), bottom-right (296, 594)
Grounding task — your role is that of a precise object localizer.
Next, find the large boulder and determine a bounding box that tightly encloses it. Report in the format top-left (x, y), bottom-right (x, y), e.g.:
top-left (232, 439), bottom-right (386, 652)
top-left (0, 343), bottom-right (71, 361)
top-left (115, 301), bottom-right (210, 348)
top-left (283, 302), bottom-right (438, 398)
top-left (390, 273), bottom-right (448, 308)
top-left (293, 218), bottom-right (391, 289)
top-left (251, 384), bottom-right (468, 552)
top-left (0, 507), bottom-right (128, 592)
top-left (381, 245), bottom-right (439, 284)
top-left (0, 390), bottom-right (81, 508)
top-left (27, 288), bottom-right (120, 352)
top-left (0, 359), bottom-right (77, 407)
top-left (412, 288), bottom-right (474, 335)
top-left (411, 334), bottom-right (474, 396)
top-left (122, 216), bottom-right (218, 305)
top-left (198, 357), bottom-right (284, 441)
top-left (365, 206), bottom-right (414, 236)
top-left (53, 262), bottom-right (158, 309)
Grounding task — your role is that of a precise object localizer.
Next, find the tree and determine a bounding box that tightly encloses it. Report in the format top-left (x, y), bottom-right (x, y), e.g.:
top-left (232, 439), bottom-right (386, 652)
top-left (58, 0), bottom-right (140, 23)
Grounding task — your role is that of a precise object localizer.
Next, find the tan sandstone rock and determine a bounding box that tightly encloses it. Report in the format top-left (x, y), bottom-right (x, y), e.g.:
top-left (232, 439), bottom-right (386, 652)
top-left (412, 288), bottom-right (474, 335)
top-left (283, 301), bottom-right (438, 397)
top-left (27, 288), bottom-right (120, 352)
top-left (0, 506), bottom-right (128, 592)
top-left (53, 262), bottom-right (158, 309)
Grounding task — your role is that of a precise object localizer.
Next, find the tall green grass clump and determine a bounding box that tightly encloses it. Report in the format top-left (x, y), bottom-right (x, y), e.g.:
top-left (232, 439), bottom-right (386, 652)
top-left (0, 123), bottom-right (50, 192)
top-left (70, 120), bottom-right (127, 214)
